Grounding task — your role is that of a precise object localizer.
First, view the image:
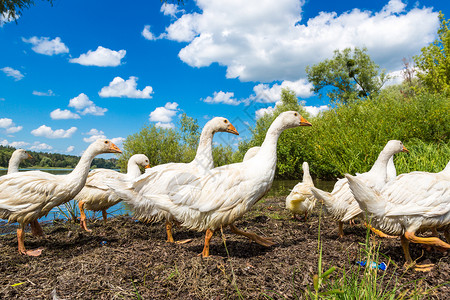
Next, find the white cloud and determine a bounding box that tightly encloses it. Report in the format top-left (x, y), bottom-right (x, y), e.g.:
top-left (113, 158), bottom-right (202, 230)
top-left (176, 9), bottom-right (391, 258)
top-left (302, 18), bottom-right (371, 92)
top-left (0, 98), bottom-right (5, 101)
top-left (9, 141), bottom-right (29, 148)
top-left (33, 90), bottom-right (55, 96)
top-left (1, 67), bottom-right (24, 81)
top-left (50, 108), bottom-right (81, 120)
top-left (0, 11), bottom-right (18, 27)
top-left (149, 102), bottom-right (179, 123)
top-left (66, 145), bottom-right (75, 153)
top-left (161, 3), bottom-right (184, 17)
top-left (31, 125), bottom-right (77, 139)
top-left (142, 25), bottom-right (157, 40)
top-left (255, 106), bottom-right (276, 119)
top-left (68, 93), bottom-right (107, 116)
top-left (30, 142), bottom-right (53, 151)
top-left (203, 91), bottom-right (240, 105)
top-left (0, 139), bottom-right (8, 146)
top-left (250, 79), bottom-right (313, 103)
top-left (162, 0), bottom-right (438, 82)
top-left (0, 118), bottom-right (13, 128)
top-left (6, 126), bottom-right (23, 134)
top-left (83, 128), bottom-right (107, 143)
top-left (111, 137), bottom-right (125, 147)
top-left (99, 76), bottom-right (154, 99)
top-left (304, 105), bottom-right (329, 117)
top-left (69, 46), bottom-right (126, 67)
top-left (22, 36), bottom-right (69, 56)
top-left (384, 69), bottom-right (405, 86)
top-left (155, 122), bottom-right (175, 129)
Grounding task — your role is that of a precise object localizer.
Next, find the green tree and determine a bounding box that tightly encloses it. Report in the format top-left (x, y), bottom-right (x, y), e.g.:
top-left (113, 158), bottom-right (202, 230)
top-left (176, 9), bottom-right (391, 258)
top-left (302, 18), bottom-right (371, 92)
top-left (306, 47), bottom-right (388, 105)
top-left (414, 12), bottom-right (450, 94)
top-left (1, 0), bottom-right (52, 22)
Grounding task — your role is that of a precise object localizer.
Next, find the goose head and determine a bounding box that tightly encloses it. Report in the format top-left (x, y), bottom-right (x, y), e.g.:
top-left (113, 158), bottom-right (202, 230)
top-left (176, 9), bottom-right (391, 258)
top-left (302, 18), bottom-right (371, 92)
top-left (130, 154), bottom-right (151, 169)
top-left (209, 117), bottom-right (239, 135)
top-left (88, 139), bottom-right (122, 155)
top-left (384, 140), bottom-right (409, 154)
top-left (276, 111), bottom-right (312, 130)
top-left (12, 149), bottom-right (32, 161)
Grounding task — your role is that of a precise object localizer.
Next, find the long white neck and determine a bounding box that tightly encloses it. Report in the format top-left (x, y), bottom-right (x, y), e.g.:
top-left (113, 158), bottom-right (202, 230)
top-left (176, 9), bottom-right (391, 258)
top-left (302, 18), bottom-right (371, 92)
top-left (303, 163), bottom-right (313, 185)
top-left (66, 145), bottom-right (99, 190)
top-left (254, 116), bottom-right (287, 169)
top-left (192, 121), bottom-right (215, 170)
top-left (367, 147), bottom-right (396, 184)
top-left (126, 158), bottom-right (142, 179)
top-left (7, 154), bottom-right (23, 174)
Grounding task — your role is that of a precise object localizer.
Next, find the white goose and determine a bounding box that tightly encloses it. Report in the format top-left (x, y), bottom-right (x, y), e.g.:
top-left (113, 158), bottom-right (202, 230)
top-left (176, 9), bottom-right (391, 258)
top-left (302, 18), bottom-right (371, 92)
top-left (311, 140), bottom-right (408, 237)
top-left (7, 149), bottom-right (32, 174)
top-left (346, 161), bottom-right (450, 271)
top-left (0, 139), bottom-right (121, 256)
top-left (111, 117), bottom-right (239, 243)
top-left (75, 154), bottom-right (150, 232)
top-left (286, 162), bottom-right (316, 220)
top-left (136, 111), bottom-right (312, 257)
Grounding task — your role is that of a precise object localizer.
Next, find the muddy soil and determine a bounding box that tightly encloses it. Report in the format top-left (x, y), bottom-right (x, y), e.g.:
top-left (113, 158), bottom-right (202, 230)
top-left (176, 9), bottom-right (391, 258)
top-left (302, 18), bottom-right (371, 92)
top-left (0, 196), bottom-right (449, 299)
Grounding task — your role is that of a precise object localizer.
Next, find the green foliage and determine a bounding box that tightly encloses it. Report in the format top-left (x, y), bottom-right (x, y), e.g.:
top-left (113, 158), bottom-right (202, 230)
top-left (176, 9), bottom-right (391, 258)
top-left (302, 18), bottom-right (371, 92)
top-left (306, 47), bottom-right (388, 105)
top-left (0, 0), bottom-right (53, 22)
top-left (414, 12), bottom-right (450, 95)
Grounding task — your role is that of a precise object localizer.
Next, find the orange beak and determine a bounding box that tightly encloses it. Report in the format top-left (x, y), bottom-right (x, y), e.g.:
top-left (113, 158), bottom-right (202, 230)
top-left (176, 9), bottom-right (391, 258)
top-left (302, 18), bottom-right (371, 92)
top-left (300, 116), bottom-right (312, 126)
top-left (145, 164), bottom-right (151, 169)
top-left (402, 146), bottom-right (409, 153)
top-left (27, 153), bottom-right (33, 159)
top-left (226, 123), bottom-right (239, 135)
top-left (109, 142), bottom-right (122, 153)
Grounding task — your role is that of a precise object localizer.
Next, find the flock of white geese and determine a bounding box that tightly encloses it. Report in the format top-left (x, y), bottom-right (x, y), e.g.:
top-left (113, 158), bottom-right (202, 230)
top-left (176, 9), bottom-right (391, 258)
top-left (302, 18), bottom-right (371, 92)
top-left (0, 111), bottom-right (449, 272)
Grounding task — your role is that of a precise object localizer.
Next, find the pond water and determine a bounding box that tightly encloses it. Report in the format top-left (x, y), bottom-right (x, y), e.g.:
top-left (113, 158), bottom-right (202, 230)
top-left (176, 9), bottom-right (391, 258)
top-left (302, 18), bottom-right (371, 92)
top-left (0, 169), bottom-right (336, 224)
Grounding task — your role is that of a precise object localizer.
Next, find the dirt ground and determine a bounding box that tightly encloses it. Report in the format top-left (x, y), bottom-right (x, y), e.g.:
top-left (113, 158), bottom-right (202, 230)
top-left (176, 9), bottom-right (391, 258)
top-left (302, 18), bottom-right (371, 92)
top-left (0, 196), bottom-right (449, 299)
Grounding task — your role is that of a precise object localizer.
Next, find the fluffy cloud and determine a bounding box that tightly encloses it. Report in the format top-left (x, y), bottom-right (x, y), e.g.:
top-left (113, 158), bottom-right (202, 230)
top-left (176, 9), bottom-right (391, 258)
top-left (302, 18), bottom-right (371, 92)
top-left (149, 102), bottom-right (179, 128)
top-left (33, 90), bottom-right (55, 96)
top-left (6, 126), bottom-right (23, 134)
top-left (22, 36), bottom-right (69, 56)
top-left (0, 118), bottom-right (22, 134)
top-left (69, 46), bottom-right (126, 67)
top-left (50, 108), bottom-right (81, 120)
top-left (30, 142), bottom-right (53, 151)
top-left (9, 141), bottom-right (29, 148)
top-left (31, 125), bottom-right (77, 139)
top-left (142, 25), bottom-right (157, 40)
top-left (161, 3), bottom-right (184, 17)
top-left (0, 118), bottom-right (13, 128)
top-left (162, 0), bottom-right (438, 82)
top-left (68, 93), bottom-right (107, 116)
top-left (304, 105), bottom-right (329, 117)
top-left (250, 79), bottom-right (313, 103)
top-left (203, 91), bottom-right (240, 105)
top-left (0, 11), bottom-right (18, 27)
top-left (1, 67), bottom-right (24, 81)
top-left (99, 76), bottom-right (154, 99)
top-left (66, 145), bottom-right (75, 153)
top-left (83, 128), bottom-right (107, 143)
top-left (111, 137), bottom-right (125, 147)
top-left (255, 106), bottom-right (276, 119)
top-left (0, 139), bottom-right (8, 146)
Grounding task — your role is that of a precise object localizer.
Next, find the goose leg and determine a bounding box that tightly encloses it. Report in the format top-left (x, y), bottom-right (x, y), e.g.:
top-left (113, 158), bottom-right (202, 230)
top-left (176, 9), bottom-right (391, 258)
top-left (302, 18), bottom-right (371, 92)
top-left (17, 224), bottom-right (43, 256)
top-left (403, 232), bottom-right (449, 272)
top-left (200, 229), bottom-right (214, 257)
top-left (364, 223), bottom-right (397, 238)
top-left (166, 221), bottom-right (175, 243)
top-left (78, 201), bottom-right (92, 232)
top-left (102, 209), bottom-right (108, 222)
top-left (30, 219), bottom-right (44, 237)
top-left (229, 223), bottom-right (276, 247)
top-left (338, 221), bottom-right (344, 238)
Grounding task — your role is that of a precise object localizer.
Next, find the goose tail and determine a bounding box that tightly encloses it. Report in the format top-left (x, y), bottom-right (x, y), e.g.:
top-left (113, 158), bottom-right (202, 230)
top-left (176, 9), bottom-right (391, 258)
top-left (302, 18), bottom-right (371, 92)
top-left (345, 174), bottom-right (385, 216)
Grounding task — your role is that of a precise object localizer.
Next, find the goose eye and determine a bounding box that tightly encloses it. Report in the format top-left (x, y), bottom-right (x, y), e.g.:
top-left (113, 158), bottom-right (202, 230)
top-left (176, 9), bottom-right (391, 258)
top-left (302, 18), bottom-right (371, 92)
top-left (104, 141), bottom-right (109, 144)
top-left (294, 113), bottom-right (298, 116)
top-left (224, 120), bottom-right (228, 123)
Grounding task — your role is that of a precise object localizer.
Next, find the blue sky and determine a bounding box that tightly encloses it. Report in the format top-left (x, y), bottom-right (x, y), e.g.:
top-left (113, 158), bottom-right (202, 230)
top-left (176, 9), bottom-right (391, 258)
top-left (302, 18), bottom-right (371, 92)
top-left (0, 0), bottom-right (448, 157)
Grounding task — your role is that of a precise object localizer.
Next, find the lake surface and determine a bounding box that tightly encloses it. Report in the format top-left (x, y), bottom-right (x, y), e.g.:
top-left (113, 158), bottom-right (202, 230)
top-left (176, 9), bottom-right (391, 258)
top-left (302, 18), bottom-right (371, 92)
top-left (0, 169), bottom-right (336, 224)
